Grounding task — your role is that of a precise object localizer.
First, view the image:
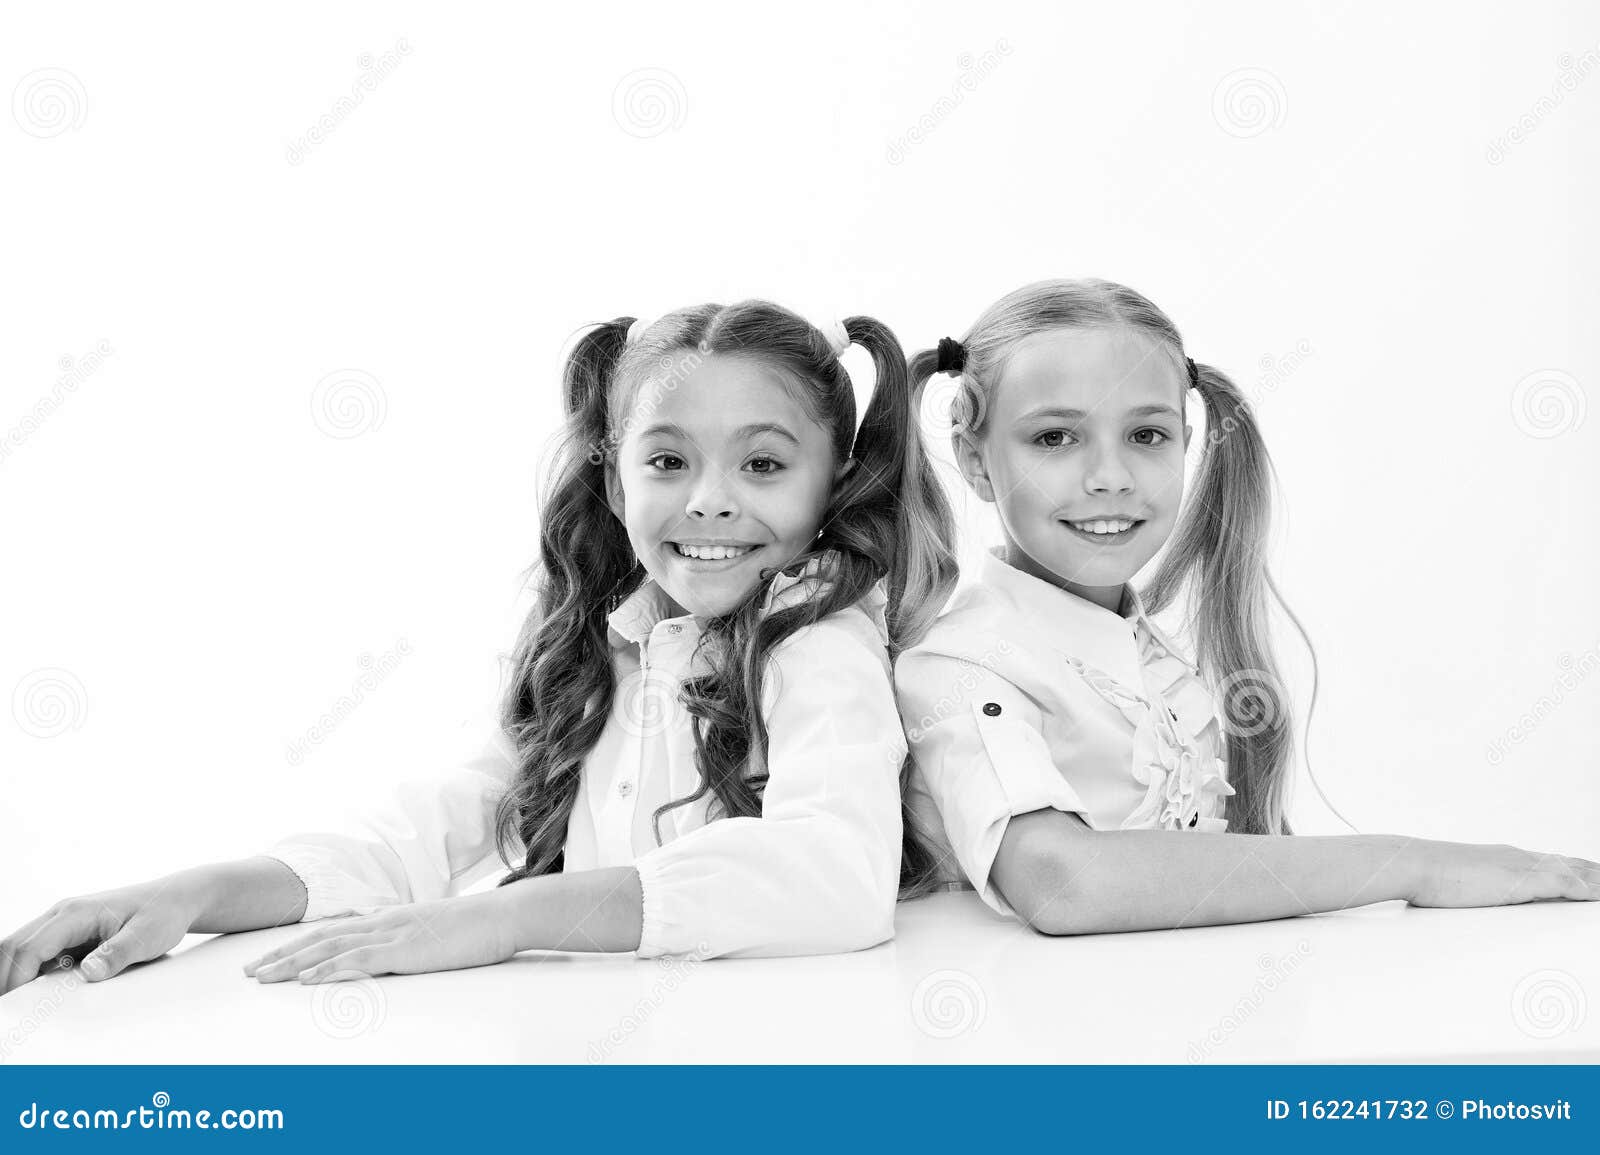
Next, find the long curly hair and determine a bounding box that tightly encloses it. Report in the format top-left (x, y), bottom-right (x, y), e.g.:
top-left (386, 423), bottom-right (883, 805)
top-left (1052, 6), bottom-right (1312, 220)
top-left (493, 301), bottom-right (958, 895)
top-left (910, 277), bottom-right (1311, 836)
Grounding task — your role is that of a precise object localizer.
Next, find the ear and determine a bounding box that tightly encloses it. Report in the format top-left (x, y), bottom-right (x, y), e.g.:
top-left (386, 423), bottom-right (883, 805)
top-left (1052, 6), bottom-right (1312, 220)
top-left (604, 461), bottom-right (626, 523)
top-left (951, 429), bottom-right (997, 504)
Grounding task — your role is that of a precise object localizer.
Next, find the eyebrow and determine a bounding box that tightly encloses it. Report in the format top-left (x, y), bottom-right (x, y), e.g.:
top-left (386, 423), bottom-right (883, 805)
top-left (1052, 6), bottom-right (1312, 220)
top-left (1015, 404), bottom-right (1182, 422)
top-left (635, 421), bottom-right (802, 448)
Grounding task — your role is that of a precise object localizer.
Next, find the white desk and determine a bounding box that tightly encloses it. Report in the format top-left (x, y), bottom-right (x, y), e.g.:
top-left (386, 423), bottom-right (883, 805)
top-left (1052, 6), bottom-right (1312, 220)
top-left (2, 892), bottom-right (1595, 1064)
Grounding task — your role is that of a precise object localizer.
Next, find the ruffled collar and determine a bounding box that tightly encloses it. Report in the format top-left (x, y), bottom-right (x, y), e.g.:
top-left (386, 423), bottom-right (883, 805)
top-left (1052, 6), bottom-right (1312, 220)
top-left (606, 549), bottom-right (890, 649)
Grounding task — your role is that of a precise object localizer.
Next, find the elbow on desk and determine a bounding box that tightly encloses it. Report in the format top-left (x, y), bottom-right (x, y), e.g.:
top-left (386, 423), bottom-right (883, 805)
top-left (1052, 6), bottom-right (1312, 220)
top-left (994, 830), bottom-right (1105, 937)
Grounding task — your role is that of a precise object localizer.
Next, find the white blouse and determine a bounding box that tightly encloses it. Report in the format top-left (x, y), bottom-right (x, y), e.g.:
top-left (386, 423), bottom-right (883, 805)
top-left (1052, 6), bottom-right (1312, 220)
top-left (262, 557), bottom-right (906, 959)
top-left (894, 546), bottom-right (1235, 919)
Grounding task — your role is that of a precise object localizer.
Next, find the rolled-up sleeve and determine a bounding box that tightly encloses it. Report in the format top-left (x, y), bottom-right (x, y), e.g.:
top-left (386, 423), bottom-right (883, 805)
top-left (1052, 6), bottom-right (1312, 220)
top-left (895, 650), bottom-right (1088, 918)
top-left (261, 716), bottom-right (522, 921)
top-left (631, 611), bottom-right (904, 959)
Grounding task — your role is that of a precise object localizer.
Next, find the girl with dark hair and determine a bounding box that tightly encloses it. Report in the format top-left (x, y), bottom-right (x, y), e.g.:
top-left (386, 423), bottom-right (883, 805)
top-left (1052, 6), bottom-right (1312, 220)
top-left (895, 278), bottom-right (1599, 934)
top-left (0, 301), bottom-right (957, 994)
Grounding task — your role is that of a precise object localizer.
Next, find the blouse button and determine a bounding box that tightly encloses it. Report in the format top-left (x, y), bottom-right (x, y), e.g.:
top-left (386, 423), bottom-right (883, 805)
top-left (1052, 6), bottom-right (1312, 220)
top-left (1188, 812), bottom-right (1198, 828)
top-left (982, 702), bottom-right (1002, 716)
top-left (617, 780), bottom-right (635, 797)
top-left (667, 624), bottom-right (683, 635)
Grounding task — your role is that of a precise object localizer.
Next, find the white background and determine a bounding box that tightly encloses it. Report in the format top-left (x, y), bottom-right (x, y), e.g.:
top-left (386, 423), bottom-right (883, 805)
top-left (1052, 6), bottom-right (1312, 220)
top-left (2, 1), bottom-right (1596, 925)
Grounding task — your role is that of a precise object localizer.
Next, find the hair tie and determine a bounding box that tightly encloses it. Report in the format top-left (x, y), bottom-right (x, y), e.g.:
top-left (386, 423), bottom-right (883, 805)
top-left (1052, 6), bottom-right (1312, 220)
top-left (1185, 356), bottom-right (1200, 389)
top-left (819, 318), bottom-right (851, 357)
top-left (625, 316), bottom-right (653, 346)
top-left (936, 337), bottom-right (966, 374)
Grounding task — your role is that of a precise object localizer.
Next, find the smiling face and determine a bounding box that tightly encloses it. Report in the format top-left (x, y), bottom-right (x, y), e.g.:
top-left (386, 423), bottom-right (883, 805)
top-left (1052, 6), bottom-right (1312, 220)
top-left (604, 353), bottom-right (848, 620)
top-left (956, 326), bottom-right (1192, 612)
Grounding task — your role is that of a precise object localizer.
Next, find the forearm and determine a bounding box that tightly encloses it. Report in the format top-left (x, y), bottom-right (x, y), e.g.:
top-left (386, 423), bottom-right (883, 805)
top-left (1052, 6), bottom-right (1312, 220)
top-left (493, 866), bottom-right (644, 954)
top-left (1000, 812), bottom-right (1420, 934)
top-left (175, 856), bottom-right (310, 933)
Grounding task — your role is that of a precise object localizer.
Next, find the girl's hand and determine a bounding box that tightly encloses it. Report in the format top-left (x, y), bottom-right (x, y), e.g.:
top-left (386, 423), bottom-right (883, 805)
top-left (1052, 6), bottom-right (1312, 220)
top-left (243, 890), bottom-right (519, 984)
top-left (1408, 840), bottom-right (1600, 908)
top-left (0, 877), bottom-right (202, 995)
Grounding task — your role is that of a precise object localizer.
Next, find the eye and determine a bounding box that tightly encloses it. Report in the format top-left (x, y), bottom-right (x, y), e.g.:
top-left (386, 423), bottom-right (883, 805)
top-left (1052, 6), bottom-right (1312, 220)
top-left (1130, 428), bottom-right (1172, 447)
top-left (745, 456), bottom-right (785, 475)
top-left (1033, 429), bottom-right (1074, 449)
top-left (645, 452), bottom-right (686, 472)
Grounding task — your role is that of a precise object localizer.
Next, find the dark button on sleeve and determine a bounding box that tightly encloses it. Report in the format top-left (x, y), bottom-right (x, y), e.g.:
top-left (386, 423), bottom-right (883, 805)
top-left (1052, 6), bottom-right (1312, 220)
top-left (982, 702), bottom-right (1002, 716)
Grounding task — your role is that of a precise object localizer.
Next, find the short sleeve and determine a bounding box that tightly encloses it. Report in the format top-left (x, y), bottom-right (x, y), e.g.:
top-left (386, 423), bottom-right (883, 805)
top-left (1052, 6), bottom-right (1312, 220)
top-left (895, 649), bottom-right (1089, 918)
top-left (630, 606), bottom-right (904, 959)
top-left (261, 714), bottom-right (523, 921)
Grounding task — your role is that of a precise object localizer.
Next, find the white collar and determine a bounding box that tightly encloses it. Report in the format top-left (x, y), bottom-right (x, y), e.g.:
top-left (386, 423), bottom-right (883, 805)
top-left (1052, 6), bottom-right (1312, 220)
top-left (977, 545), bottom-right (1151, 693)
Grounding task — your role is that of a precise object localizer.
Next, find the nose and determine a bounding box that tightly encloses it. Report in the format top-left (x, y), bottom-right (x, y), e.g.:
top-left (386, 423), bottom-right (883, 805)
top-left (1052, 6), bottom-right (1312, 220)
top-left (1083, 441), bottom-right (1135, 496)
top-left (685, 470), bottom-right (739, 520)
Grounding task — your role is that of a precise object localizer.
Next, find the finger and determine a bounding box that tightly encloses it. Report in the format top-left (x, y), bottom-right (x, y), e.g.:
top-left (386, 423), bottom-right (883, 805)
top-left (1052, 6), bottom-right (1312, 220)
top-left (0, 905), bottom-right (110, 996)
top-left (80, 917), bottom-right (167, 982)
top-left (242, 913), bottom-right (371, 976)
top-left (299, 946), bottom-right (389, 985)
top-left (252, 933), bottom-right (386, 984)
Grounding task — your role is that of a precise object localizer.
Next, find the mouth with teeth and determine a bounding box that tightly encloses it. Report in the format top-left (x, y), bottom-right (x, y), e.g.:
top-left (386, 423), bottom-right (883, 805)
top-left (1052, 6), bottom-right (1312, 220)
top-left (670, 542), bottom-right (761, 564)
top-left (1063, 517), bottom-right (1145, 544)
